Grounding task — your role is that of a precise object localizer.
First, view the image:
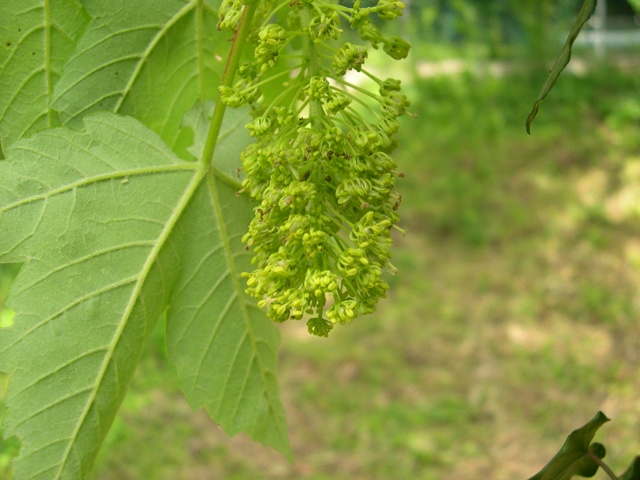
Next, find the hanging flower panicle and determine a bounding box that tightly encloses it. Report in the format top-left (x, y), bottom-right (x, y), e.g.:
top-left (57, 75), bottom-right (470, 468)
top-left (225, 0), bottom-right (410, 336)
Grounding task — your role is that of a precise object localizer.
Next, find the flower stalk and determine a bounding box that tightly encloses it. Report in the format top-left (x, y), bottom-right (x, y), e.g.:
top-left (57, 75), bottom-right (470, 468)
top-left (201, 2), bottom-right (259, 167)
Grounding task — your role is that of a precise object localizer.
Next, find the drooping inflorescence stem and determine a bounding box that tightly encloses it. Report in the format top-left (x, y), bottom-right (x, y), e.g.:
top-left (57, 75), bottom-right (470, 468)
top-left (217, 0), bottom-right (411, 336)
top-left (201, 1), bottom-right (258, 167)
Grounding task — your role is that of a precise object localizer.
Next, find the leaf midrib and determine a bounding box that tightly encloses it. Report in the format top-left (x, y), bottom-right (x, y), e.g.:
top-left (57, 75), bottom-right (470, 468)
top-left (204, 172), bottom-right (286, 441)
top-left (113, 1), bottom-right (196, 113)
top-left (52, 166), bottom-right (206, 479)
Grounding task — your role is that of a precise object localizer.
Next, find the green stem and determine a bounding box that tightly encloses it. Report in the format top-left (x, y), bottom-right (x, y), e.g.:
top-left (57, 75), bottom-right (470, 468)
top-left (301, 5), bottom-right (323, 129)
top-left (261, 0), bottom-right (291, 27)
top-left (245, 64), bottom-right (302, 92)
top-left (345, 96), bottom-right (380, 120)
top-left (200, 2), bottom-right (258, 167)
top-left (360, 68), bottom-right (383, 86)
top-left (260, 81), bottom-right (303, 122)
top-left (332, 76), bottom-right (383, 101)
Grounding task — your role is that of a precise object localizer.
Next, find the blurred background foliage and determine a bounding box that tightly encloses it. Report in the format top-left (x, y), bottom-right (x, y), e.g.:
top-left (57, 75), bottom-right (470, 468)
top-left (2, 1), bottom-right (640, 478)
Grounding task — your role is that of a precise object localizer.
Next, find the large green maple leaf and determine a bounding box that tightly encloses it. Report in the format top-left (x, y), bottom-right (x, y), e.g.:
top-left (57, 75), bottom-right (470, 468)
top-left (0, 112), bottom-right (290, 478)
top-left (1, 1), bottom-right (291, 476)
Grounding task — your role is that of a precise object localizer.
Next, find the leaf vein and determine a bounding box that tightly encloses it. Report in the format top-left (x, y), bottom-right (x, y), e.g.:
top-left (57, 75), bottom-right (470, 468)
top-left (177, 243), bottom-right (224, 293)
top-left (10, 347), bottom-right (110, 399)
top-left (227, 336), bottom-right (253, 421)
top-left (114, 2), bottom-right (197, 112)
top-left (3, 275), bottom-right (139, 354)
top-left (13, 241), bottom-right (155, 295)
top-left (11, 385), bottom-right (94, 430)
top-left (174, 269), bottom-right (232, 351)
top-left (193, 291), bottom-right (238, 382)
top-left (0, 68), bottom-right (46, 120)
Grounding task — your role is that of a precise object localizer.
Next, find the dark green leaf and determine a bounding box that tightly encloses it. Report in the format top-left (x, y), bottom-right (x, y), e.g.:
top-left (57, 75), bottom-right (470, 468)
top-left (526, 0), bottom-right (596, 134)
top-left (527, 411), bottom-right (609, 480)
top-left (621, 456), bottom-right (640, 480)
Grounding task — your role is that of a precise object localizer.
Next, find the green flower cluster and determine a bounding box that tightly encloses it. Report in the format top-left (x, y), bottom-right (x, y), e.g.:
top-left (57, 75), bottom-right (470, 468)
top-left (224, 0), bottom-right (410, 336)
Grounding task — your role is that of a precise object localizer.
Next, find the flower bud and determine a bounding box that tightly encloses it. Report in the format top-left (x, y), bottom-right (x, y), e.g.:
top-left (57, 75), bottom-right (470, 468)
top-left (218, 85), bottom-right (242, 107)
top-left (309, 12), bottom-right (342, 42)
top-left (217, 0), bottom-right (243, 31)
top-left (246, 116), bottom-right (272, 137)
top-left (255, 24), bottom-right (288, 71)
top-left (323, 90), bottom-right (351, 115)
top-left (380, 78), bottom-right (402, 96)
top-left (383, 36), bottom-right (411, 60)
top-left (377, 0), bottom-right (405, 21)
top-left (333, 43), bottom-right (368, 76)
top-left (306, 76), bottom-right (330, 100)
top-left (238, 62), bottom-right (257, 79)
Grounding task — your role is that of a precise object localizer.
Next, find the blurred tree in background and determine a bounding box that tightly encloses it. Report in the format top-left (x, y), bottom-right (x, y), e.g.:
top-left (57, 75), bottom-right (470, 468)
top-left (402, 0), bottom-right (574, 58)
top-left (401, 0), bottom-right (638, 59)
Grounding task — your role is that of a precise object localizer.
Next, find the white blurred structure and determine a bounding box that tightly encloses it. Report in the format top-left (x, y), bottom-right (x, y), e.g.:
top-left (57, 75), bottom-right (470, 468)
top-left (576, 0), bottom-right (640, 58)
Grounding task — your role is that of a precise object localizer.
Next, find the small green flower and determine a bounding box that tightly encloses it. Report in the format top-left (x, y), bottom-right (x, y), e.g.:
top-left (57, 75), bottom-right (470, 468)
top-left (380, 78), bottom-right (402, 95)
top-left (376, 0), bottom-right (406, 21)
top-left (217, 0), bottom-right (243, 31)
top-left (255, 24), bottom-right (288, 72)
top-left (218, 78), bottom-right (260, 107)
top-left (309, 12), bottom-right (342, 42)
top-left (327, 299), bottom-right (358, 324)
top-left (370, 151), bottom-right (397, 171)
top-left (323, 90), bottom-right (351, 115)
top-left (246, 116), bottom-right (272, 137)
top-left (306, 76), bottom-right (330, 100)
top-left (383, 36), bottom-right (411, 60)
top-left (381, 90), bottom-right (410, 117)
top-left (336, 177), bottom-right (372, 204)
top-left (218, 85), bottom-right (242, 107)
top-left (307, 316), bottom-right (333, 337)
top-left (238, 62), bottom-right (257, 79)
top-left (333, 42), bottom-right (368, 76)
top-left (304, 269), bottom-right (338, 297)
top-left (273, 106), bottom-right (295, 127)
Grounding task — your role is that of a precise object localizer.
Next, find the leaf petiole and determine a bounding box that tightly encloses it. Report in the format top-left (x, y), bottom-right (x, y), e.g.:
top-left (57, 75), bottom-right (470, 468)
top-left (587, 451), bottom-right (619, 480)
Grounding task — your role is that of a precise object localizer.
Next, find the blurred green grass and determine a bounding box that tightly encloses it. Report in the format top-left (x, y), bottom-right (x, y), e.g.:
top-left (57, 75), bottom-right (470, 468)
top-left (2, 62), bottom-right (640, 479)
